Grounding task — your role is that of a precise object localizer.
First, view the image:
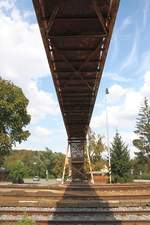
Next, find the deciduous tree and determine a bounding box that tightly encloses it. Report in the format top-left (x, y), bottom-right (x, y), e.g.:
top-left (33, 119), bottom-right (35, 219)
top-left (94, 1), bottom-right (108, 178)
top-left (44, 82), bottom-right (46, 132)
top-left (88, 128), bottom-right (106, 171)
top-left (0, 78), bottom-right (31, 165)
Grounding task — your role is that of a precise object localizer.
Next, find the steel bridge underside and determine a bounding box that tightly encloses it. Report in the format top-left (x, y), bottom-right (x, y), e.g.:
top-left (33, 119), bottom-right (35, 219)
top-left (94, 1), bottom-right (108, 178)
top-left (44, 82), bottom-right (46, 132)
top-left (33, 0), bottom-right (120, 181)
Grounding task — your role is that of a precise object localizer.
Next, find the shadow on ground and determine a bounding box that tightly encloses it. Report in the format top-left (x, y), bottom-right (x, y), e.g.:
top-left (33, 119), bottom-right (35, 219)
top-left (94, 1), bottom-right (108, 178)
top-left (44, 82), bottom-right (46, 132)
top-left (48, 181), bottom-right (120, 225)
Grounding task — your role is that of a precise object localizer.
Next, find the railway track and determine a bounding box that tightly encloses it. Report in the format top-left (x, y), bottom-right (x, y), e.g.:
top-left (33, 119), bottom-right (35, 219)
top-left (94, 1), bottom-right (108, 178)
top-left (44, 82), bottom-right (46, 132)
top-left (1, 221), bottom-right (150, 225)
top-left (0, 182), bottom-right (150, 191)
top-left (0, 214), bottom-right (150, 225)
top-left (0, 206), bottom-right (150, 216)
top-left (0, 188), bottom-right (150, 201)
top-left (0, 194), bottom-right (150, 203)
top-left (0, 183), bottom-right (149, 224)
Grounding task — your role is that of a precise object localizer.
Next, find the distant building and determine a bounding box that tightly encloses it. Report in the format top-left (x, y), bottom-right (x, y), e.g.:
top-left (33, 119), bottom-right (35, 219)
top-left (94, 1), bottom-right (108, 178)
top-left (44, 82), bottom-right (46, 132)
top-left (89, 165), bottom-right (109, 183)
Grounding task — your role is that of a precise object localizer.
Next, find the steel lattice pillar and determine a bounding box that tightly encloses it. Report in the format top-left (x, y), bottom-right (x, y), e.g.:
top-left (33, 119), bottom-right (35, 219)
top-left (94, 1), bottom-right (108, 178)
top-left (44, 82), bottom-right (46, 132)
top-left (69, 138), bottom-right (87, 181)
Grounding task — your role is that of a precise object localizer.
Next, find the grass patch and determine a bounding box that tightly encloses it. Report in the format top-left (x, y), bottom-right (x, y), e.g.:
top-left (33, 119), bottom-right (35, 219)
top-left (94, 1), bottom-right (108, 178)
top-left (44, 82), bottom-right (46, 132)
top-left (2, 215), bottom-right (36, 225)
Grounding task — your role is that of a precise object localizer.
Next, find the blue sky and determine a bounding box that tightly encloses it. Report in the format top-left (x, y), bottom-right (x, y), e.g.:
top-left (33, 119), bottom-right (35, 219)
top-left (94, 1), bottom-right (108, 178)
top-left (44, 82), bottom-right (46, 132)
top-left (0, 0), bottom-right (150, 157)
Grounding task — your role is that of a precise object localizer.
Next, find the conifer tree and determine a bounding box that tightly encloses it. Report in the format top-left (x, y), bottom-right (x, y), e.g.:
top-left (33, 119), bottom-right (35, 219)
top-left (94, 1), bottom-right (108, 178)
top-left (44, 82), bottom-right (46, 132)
top-left (110, 132), bottom-right (131, 183)
top-left (133, 98), bottom-right (150, 158)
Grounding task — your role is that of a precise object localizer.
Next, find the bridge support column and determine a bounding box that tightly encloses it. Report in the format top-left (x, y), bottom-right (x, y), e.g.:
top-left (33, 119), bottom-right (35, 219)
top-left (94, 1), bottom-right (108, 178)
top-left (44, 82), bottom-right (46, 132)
top-left (69, 138), bottom-right (87, 182)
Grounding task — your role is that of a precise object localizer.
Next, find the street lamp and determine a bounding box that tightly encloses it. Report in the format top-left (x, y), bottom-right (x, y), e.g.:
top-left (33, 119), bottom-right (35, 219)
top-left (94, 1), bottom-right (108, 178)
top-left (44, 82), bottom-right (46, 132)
top-left (105, 88), bottom-right (111, 183)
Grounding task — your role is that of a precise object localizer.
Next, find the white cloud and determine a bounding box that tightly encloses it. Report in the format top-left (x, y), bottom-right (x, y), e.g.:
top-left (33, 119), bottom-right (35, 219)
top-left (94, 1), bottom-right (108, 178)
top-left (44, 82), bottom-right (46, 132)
top-left (108, 84), bottom-right (126, 103)
top-left (91, 70), bottom-right (150, 156)
top-left (34, 126), bottom-right (52, 137)
top-left (120, 17), bottom-right (132, 31)
top-left (144, 71), bottom-right (150, 85)
top-left (0, 12), bottom-right (49, 82)
top-left (143, 0), bottom-right (150, 30)
top-left (15, 125), bottom-right (67, 151)
top-left (105, 72), bottom-right (131, 83)
top-left (26, 81), bottom-right (60, 124)
top-left (109, 32), bottom-right (119, 63)
top-left (0, 1), bottom-right (60, 125)
top-left (15, 126), bottom-right (52, 150)
top-left (23, 10), bottom-right (34, 20)
top-left (121, 29), bottom-right (139, 71)
top-left (141, 71), bottom-right (150, 98)
top-left (118, 131), bottom-right (138, 158)
top-left (0, 0), bottom-right (14, 12)
top-left (0, 0), bottom-right (50, 81)
top-left (139, 50), bottom-right (150, 74)
top-left (92, 88), bottom-right (141, 129)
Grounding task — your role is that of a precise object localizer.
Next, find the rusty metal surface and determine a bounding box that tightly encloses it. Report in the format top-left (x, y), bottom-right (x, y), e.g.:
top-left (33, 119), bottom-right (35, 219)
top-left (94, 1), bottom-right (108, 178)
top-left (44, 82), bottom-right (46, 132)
top-left (32, 0), bottom-right (120, 140)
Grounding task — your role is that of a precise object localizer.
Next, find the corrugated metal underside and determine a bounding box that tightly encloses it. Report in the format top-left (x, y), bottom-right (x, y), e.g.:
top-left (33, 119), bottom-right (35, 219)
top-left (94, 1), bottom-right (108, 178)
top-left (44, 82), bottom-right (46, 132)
top-left (32, 0), bottom-right (120, 139)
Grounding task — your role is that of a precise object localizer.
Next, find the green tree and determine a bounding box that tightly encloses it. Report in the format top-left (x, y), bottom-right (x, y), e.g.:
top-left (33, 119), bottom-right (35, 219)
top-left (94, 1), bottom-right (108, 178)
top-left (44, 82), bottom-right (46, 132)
top-left (6, 160), bottom-right (26, 183)
top-left (88, 128), bottom-right (105, 171)
top-left (131, 153), bottom-right (149, 176)
top-left (133, 98), bottom-right (150, 159)
top-left (31, 151), bottom-right (48, 178)
top-left (4, 149), bottom-right (66, 179)
top-left (0, 78), bottom-right (31, 165)
top-left (51, 152), bottom-right (65, 178)
top-left (110, 132), bottom-right (131, 183)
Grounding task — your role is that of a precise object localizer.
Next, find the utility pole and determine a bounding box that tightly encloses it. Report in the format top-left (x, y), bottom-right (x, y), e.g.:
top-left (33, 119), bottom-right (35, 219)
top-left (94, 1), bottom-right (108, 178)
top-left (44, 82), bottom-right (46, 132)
top-left (87, 128), bottom-right (94, 184)
top-left (61, 143), bottom-right (70, 184)
top-left (105, 88), bottom-right (111, 183)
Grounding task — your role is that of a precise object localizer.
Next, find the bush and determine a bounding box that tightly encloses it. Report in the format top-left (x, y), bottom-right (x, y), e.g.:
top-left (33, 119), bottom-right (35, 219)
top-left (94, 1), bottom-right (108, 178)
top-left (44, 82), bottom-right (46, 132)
top-left (2, 215), bottom-right (36, 225)
top-left (16, 215), bottom-right (36, 225)
top-left (112, 175), bottom-right (133, 183)
top-left (7, 160), bottom-right (25, 183)
top-left (134, 173), bottom-right (150, 180)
